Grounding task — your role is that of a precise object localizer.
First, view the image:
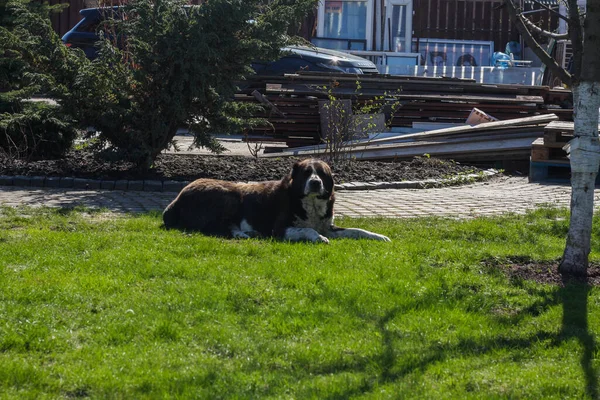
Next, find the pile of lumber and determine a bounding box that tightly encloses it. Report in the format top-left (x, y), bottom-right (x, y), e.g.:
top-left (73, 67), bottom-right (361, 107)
top-left (529, 121), bottom-right (600, 182)
top-left (235, 72), bottom-right (573, 147)
top-left (262, 114), bottom-right (559, 165)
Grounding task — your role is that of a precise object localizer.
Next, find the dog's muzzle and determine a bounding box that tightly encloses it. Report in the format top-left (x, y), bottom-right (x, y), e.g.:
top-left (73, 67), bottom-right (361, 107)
top-left (305, 175), bottom-right (325, 195)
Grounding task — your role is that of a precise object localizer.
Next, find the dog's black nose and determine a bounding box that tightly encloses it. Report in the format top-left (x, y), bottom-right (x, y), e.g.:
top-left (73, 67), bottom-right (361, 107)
top-left (309, 179), bottom-right (322, 191)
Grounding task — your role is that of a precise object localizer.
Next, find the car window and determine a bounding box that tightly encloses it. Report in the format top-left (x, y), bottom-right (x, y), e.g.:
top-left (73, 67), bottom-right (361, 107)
top-left (264, 57), bottom-right (318, 75)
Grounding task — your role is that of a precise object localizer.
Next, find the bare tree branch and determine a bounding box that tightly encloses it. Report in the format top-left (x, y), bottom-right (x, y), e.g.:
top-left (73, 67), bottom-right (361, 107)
top-left (527, 0), bottom-right (570, 22)
top-left (567, 0), bottom-right (584, 82)
top-left (580, 0), bottom-right (600, 83)
top-left (520, 15), bottom-right (570, 39)
top-left (504, 0), bottom-right (572, 86)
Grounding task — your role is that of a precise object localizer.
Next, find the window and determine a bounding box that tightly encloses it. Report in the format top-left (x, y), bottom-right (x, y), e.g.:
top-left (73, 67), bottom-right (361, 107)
top-left (390, 5), bottom-right (407, 51)
top-left (317, 0), bottom-right (374, 50)
top-left (384, 0), bottom-right (413, 53)
top-left (323, 0), bottom-right (367, 40)
top-left (412, 39), bottom-right (494, 67)
top-left (311, 37), bottom-right (367, 51)
top-left (262, 58), bottom-right (318, 75)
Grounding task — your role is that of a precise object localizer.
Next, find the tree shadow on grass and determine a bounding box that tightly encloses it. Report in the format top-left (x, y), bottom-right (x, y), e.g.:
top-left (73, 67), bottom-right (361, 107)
top-left (560, 276), bottom-right (598, 399)
top-left (320, 276), bottom-right (599, 399)
top-left (503, 264), bottom-right (599, 398)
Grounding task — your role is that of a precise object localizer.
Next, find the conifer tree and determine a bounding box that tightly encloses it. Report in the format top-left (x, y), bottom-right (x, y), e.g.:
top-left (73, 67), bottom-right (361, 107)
top-left (69, 0), bottom-right (318, 168)
top-left (0, 0), bottom-right (86, 158)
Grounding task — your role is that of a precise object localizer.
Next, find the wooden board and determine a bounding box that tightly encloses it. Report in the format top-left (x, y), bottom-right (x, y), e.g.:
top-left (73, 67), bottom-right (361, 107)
top-left (267, 136), bottom-right (540, 163)
top-left (367, 114), bottom-right (558, 145)
top-left (264, 84), bottom-right (545, 104)
top-left (544, 120), bottom-right (576, 133)
top-left (544, 120), bottom-right (600, 134)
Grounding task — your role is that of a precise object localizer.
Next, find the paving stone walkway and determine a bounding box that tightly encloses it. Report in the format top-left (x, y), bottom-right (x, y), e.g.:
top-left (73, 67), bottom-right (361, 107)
top-left (0, 176), bottom-right (596, 218)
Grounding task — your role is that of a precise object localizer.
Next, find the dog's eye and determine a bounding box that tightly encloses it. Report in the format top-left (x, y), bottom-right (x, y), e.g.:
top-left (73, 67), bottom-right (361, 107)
top-left (304, 169), bottom-right (313, 177)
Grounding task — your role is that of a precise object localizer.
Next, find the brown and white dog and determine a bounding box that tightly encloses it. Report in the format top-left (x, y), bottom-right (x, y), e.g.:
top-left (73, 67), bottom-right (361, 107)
top-left (162, 159), bottom-right (390, 243)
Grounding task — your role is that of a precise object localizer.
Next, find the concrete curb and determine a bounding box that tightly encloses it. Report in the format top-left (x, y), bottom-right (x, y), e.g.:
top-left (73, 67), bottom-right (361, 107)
top-left (0, 176), bottom-right (188, 193)
top-left (334, 169), bottom-right (499, 190)
top-left (0, 169), bottom-right (499, 193)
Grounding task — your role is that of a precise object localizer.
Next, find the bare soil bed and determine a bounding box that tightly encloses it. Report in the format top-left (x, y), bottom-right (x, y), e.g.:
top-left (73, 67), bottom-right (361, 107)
top-left (0, 150), bottom-right (486, 183)
top-left (494, 258), bottom-right (600, 287)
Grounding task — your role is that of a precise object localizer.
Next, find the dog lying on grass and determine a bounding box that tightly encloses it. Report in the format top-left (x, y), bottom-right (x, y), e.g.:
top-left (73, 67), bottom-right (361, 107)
top-left (162, 158), bottom-right (390, 243)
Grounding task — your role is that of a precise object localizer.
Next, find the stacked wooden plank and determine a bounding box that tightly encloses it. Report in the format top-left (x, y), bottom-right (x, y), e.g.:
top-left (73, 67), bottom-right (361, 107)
top-left (262, 114), bottom-right (559, 165)
top-left (235, 72), bottom-right (573, 147)
top-left (529, 121), bottom-right (600, 182)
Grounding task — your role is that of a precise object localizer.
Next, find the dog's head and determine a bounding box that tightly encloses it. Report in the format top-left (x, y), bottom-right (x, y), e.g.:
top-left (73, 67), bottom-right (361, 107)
top-left (290, 159), bottom-right (334, 198)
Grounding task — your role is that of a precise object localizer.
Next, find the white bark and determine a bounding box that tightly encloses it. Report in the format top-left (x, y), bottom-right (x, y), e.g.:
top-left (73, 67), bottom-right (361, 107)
top-left (559, 0), bottom-right (600, 274)
top-left (560, 81), bottom-right (600, 274)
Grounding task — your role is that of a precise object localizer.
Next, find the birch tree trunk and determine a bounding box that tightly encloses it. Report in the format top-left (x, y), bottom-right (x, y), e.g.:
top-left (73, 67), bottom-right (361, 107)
top-left (559, 0), bottom-right (600, 274)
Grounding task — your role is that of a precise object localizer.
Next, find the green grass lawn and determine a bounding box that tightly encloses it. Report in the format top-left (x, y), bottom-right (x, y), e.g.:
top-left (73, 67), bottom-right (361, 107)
top-left (1, 206), bottom-right (600, 399)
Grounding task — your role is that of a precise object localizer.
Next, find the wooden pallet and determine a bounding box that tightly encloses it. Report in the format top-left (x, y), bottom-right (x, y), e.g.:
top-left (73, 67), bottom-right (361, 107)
top-left (528, 121), bottom-right (600, 181)
top-left (530, 120), bottom-right (600, 163)
top-left (530, 137), bottom-right (569, 162)
top-left (529, 121), bottom-right (573, 173)
top-left (529, 159), bottom-right (572, 182)
top-left (529, 159), bottom-right (600, 183)
top-left (543, 120), bottom-right (577, 146)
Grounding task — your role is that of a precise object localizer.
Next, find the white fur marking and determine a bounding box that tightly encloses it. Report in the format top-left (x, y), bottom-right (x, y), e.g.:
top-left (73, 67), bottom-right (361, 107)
top-left (284, 227), bottom-right (329, 243)
top-left (231, 219), bottom-right (259, 239)
top-left (303, 171), bottom-right (325, 196)
top-left (240, 219), bottom-right (255, 234)
top-left (231, 227), bottom-right (250, 239)
top-left (328, 228), bottom-right (391, 242)
top-left (293, 197), bottom-right (331, 234)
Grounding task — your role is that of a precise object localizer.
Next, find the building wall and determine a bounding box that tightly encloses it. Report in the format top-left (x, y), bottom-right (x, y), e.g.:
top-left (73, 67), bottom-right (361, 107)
top-left (50, 0), bottom-right (86, 36)
top-left (51, 0), bottom-right (558, 53)
top-left (412, 0), bottom-right (558, 53)
top-left (413, 0), bottom-right (510, 50)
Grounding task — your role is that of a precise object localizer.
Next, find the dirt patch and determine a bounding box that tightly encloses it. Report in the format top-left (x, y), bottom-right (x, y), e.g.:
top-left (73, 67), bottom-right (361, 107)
top-left (0, 150), bottom-right (487, 183)
top-left (488, 257), bottom-right (600, 286)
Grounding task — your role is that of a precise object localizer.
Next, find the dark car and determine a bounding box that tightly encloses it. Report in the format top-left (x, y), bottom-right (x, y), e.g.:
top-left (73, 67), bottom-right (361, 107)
top-left (61, 7), bottom-right (120, 59)
top-left (62, 7), bottom-right (379, 74)
top-left (252, 46), bottom-right (379, 75)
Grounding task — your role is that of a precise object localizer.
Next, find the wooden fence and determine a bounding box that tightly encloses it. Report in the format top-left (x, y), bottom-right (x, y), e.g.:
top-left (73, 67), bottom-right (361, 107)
top-left (412, 0), bottom-right (558, 53)
top-left (49, 0), bottom-right (85, 36)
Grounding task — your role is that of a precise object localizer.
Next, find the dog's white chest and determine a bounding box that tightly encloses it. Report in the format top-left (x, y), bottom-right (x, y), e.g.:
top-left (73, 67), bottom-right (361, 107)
top-left (294, 197), bottom-right (331, 232)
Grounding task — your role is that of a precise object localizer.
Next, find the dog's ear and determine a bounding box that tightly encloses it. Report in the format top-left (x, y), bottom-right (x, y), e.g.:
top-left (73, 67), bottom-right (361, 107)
top-left (316, 161), bottom-right (335, 194)
top-left (291, 160), bottom-right (303, 180)
top-left (283, 160), bottom-right (301, 186)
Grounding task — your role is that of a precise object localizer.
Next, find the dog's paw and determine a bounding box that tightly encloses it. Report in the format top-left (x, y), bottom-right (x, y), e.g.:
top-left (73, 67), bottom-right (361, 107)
top-left (232, 231), bottom-right (251, 239)
top-left (371, 233), bottom-right (391, 242)
top-left (314, 234), bottom-right (330, 244)
top-left (284, 227), bottom-right (330, 244)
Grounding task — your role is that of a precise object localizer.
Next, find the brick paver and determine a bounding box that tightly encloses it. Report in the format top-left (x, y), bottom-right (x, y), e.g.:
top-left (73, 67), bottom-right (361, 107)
top-left (334, 177), bottom-right (583, 218)
top-left (0, 176), bottom-right (596, 218)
